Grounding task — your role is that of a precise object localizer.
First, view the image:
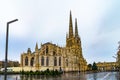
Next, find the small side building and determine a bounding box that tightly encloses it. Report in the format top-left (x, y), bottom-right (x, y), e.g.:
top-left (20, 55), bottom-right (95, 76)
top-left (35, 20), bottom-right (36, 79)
top-left (97, 62), bottom-right (118, 71)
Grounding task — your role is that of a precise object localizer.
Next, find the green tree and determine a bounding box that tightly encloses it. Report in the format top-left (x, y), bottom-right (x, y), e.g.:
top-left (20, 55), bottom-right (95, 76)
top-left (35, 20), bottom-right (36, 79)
top-left (92, 62), bottom-right (98, 70)
top-left (13, 61), bottom-right (20, 67)
top-left (87, 64), bottom-right (92, 71)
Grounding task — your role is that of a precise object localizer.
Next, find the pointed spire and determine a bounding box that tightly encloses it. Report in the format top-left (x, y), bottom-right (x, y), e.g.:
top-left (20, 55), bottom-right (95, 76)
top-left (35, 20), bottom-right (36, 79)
top-left (27, 48), bottom-right (31, 54)
top-left (75, 18), bottom-right (78, 37)
top-left (69, 11), bottom-right (73, 38)
top-left (66, 32), bottom-right (68, 39)
top-left (35, 42), bottom-right (38, 51)
top-left (41, 43), bottom-right (42, 47)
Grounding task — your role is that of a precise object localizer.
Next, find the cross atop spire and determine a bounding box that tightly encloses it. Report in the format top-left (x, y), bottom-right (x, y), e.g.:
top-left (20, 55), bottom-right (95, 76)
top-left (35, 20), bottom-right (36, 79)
top-left (69, 11), bottom-right (73, 38)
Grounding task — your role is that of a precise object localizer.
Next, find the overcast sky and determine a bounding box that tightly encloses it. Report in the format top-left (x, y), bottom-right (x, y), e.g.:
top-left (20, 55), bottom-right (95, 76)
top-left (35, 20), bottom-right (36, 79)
top-left (0, 0), bottom-right (120, 64)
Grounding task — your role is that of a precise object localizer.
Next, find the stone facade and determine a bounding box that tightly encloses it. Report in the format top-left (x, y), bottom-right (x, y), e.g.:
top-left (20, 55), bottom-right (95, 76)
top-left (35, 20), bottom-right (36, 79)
top-left (117, 45), bottom-right (120, 69)
top-left (21, 11), bottom-right (87, 72)
top-left (96, 45), bottom-right (120, 71)
top-left (97, 62), bottom-right (118, 71)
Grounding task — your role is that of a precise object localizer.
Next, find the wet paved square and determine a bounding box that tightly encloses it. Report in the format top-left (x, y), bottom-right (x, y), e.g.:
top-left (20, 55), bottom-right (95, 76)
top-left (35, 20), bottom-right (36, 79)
top-left (0, 72), bottom-right (120, 80)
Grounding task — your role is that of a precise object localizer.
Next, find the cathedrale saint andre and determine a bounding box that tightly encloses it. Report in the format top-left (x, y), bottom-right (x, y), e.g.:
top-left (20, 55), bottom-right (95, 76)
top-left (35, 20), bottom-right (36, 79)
top-left (21, 11), bottom-right (87, 72)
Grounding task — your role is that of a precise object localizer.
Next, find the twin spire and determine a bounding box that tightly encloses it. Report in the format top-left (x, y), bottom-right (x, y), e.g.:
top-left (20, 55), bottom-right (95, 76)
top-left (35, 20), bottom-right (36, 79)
top-left (75, 18), bottom-right (78, 37)
top-left (69, 11), bottom-right (73, 38)
top-left (69, 11), bottom-right (79, 38)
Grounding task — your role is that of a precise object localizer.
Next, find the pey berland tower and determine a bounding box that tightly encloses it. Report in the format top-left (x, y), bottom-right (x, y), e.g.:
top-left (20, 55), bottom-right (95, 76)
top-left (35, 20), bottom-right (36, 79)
top-left (21, 11), bottom-right (87, 72)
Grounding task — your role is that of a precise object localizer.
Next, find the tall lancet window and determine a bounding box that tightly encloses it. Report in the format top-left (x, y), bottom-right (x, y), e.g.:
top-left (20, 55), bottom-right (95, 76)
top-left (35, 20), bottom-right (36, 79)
top-left (30, 57), bottom-right (34, 66)
top-left (46, 46), bottom-right (48, 54)
top-left (54, 57), bottom-right (57, 66)
top-left (25, 56), bottom-right (28, 66)
top-left (59, 57), bottom-right (61, 66)
top-left (41, 56), bottom-right (44, 66)
top-left (46, 57), bottom-right (49, 66)
top-left (66, 59), bottom-right (68, 67)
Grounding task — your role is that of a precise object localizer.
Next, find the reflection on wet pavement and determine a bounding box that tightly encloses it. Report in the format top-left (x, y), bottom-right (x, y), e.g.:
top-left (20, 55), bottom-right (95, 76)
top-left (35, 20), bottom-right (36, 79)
top-left (0, 72), bottom-right (120, 80)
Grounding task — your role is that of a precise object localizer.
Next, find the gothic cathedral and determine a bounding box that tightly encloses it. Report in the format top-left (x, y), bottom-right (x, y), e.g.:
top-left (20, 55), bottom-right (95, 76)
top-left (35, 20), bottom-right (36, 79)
top-left (21, 11), bottom-right (87, 72)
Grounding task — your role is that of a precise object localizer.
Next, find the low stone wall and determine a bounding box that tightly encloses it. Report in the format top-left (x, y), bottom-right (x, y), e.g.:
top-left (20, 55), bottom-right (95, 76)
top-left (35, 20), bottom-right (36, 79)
top-left (9, 67), bottom-right (35, 72)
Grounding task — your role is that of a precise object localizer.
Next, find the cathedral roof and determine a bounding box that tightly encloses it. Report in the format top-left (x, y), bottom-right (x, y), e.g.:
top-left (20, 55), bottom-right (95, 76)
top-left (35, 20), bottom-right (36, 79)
top-left (42, 42), bottom-right (61, 48)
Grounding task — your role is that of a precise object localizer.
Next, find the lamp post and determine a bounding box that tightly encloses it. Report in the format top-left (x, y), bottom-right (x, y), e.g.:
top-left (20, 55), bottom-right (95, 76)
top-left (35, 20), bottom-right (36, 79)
top-left (4, 19), bottom-right (18, 80)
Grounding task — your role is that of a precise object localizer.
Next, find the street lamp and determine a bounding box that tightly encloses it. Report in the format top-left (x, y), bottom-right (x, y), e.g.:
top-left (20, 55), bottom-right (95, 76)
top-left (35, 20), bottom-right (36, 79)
top-left (4, 19), bottom-right (18, 80)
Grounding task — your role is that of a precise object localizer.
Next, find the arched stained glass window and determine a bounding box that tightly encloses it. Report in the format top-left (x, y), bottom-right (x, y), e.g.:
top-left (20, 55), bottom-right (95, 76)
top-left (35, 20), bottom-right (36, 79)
top-left (66, 59), bottom-right (68, 66)
top-left (54, 57), bottom-right (57, 66)
top-left (59, 57), bottom-right (61, 66)
top-left (46, 46), bottom-right (48, 54)
top-left (46, 57), bottom-right (49, 66)
top-left (41, 56), bottom-right (44, 66)
top-left (53, 51), bottom-right (56, 56)
top-left (25, 56), bottom-right (28, 66)
top-left (30, 57), bottom-right (34, 66)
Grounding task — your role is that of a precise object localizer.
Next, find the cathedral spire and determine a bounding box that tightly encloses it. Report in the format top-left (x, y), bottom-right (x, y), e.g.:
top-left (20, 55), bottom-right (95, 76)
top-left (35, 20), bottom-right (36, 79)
top-left (75, 18), bottom-right (78, 37)
top-left (69, 11), bottom-right (73, 38)
top-left (66, 32), bottom-right (68, 39)
top-left (35, 42), bottom-right (38, 51)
